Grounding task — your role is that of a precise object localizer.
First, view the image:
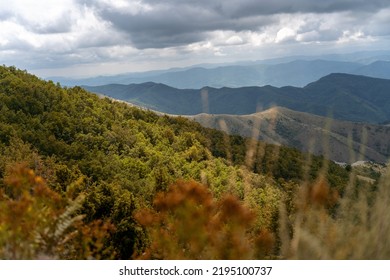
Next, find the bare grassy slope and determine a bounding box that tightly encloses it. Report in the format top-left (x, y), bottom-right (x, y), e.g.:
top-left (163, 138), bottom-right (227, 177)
top-left (191, 107), bottom-right (390, 163)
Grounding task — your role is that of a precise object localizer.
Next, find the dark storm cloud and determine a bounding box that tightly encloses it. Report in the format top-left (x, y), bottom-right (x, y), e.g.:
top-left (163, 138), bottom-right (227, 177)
top-left (126, 0), bottom-right (389, 15)
top-left (77, 0), bottom-right (390, 49)
top-left (80, 0), bottom-right (274, 48)
top-left (215, 0), bottom-right (390, 17)
top-left (97, 3), bottom-right (275, 48)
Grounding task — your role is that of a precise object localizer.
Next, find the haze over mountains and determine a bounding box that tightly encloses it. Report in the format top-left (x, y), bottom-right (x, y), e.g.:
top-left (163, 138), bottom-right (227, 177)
top-left (52, 51), bottom-right (390, 88)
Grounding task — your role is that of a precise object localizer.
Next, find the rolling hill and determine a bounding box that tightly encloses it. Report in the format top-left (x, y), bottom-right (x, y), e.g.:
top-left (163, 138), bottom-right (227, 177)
top-left (191, 107), bottom-right (390, 163)
top-left (84, 73), bottom-right (390, 124)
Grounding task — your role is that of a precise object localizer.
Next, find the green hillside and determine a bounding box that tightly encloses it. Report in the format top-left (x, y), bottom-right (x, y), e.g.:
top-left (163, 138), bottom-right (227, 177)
top-left (1, 66), bottom-right (388, 260)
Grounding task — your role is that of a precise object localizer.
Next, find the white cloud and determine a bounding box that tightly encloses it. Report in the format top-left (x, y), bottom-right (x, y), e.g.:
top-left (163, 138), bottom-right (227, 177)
top-left (338, 30), bottom-right (370, 44)
top-left (297, 30), bottom-right (320, 42)
top-left (275, 27), bottom-right (296, 43)
top-left (226, 35), bottom-right (244, 45)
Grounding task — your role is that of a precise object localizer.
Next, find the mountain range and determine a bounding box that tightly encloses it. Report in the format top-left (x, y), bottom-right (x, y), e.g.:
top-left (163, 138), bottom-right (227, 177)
top-left (84, 73), bottom-right (390, 124)
top-left (52, 54), bottom-right (390, 88)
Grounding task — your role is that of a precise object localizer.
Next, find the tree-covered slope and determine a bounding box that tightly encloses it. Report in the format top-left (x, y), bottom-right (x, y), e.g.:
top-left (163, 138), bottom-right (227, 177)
top-left (0, 65), bottom-right (351, 259)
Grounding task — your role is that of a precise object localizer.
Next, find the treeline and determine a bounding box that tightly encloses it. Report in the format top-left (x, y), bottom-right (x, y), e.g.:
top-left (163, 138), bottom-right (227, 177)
top-left (0, 65), bottom-right (352, 259)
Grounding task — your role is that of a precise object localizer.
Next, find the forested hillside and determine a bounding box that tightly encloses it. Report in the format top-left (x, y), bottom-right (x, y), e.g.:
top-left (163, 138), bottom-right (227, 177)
top-left (0, 66), bottom-right (388, 260)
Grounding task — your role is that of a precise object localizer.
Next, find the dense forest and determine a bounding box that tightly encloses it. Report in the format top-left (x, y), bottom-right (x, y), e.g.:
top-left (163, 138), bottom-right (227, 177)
top-left (0, 65), bottom-right (388, 259)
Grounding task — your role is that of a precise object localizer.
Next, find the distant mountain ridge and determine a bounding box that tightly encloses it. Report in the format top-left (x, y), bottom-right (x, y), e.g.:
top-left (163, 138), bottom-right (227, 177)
top-left (51, 53), bottom-right (390, 88)
top-left (84, 73), bottom-right (390, 124)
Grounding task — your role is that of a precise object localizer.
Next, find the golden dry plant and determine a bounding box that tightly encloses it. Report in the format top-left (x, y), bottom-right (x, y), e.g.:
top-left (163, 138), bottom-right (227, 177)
top-left (134, 180), bottom-right (275, 260)
top-left (278, 159), bottom-right (390, 260)
top-left (0, 164), bottom-right (115, 259)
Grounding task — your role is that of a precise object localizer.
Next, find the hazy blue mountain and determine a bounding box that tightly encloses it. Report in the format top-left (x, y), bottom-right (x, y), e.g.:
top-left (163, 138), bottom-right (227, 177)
top-left (352, 61), bottom-right (390, 80)
top-left (52, 60), bottom-right (361, 88)
top-left (124, 60), bottom-right (360, 88)
top-left (50, 50), bottom-right (390, 88)
top-left (255, 60), bottom-right (360, 87)
top-left (84, 73), bottom-right (390, 124)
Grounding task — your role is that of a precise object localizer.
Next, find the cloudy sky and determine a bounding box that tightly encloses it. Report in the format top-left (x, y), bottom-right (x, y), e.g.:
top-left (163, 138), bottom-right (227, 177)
top-left (1, 0), bottom-right (390, 77)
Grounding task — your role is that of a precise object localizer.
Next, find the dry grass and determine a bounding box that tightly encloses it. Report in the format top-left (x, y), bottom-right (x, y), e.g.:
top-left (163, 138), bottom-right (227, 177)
top-left (280, 163), bottom-right (390, 259)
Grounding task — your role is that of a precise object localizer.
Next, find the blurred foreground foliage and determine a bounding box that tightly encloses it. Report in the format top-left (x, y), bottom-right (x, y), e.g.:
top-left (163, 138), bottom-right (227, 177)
top-left (0, 164), bottom-right (115, 259)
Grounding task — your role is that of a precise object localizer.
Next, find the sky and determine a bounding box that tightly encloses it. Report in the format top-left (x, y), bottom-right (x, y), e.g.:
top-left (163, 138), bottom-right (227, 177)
top-left (1, 0), bottom-right (390, 78)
